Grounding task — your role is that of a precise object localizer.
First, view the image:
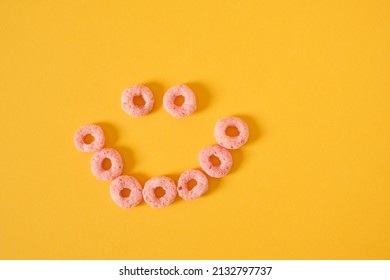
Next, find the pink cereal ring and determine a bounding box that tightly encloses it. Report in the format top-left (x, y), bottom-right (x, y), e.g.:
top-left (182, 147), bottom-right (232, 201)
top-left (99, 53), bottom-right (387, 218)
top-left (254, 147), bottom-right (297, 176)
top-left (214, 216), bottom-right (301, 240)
top-left (110, 175), bottom-right (143, 208)
top-left (74, 124), bottom-right (105, 152)
top-left (177, 169), bottom-right (208, 200)
top-left (143, 176), bottom-right (177, 208)
top-left (214, 116), bottom-right (249, 149)
top-left (121, 84), bottom-right (154, 117)
top-left (90, 148), bottom-right (123, 181)
top-left (198, 145), bottom-right (233, 178)
top-left (163, 85), bottom-right (197, 118)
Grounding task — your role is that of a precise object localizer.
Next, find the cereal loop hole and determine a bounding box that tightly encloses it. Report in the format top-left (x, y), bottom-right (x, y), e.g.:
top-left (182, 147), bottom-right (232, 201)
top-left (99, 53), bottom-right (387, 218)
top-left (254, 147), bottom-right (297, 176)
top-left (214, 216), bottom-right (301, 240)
top-left (120, 188), bottom-right (131, 198)
top-left (187, 179), bottom-right (198, 191)
top-left (154, 187), bottom-right (166, 198)
top-left (225, 126), bottom-right (240, 137)
top-left (102, 158), bottom-right (112, 170)
top-left (83, 134), bottom-right (95, 144)
top-left (210, 155), bottom-right (221, 166)
top-left (133, 95), bottom-right (146, 107)
top-left (174, 95), bottom-right (185, 106)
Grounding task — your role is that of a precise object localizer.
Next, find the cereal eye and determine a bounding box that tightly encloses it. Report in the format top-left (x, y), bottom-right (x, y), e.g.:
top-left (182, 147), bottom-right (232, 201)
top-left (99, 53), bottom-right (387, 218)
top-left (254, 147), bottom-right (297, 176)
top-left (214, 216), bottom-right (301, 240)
top-left (163, 85), bottom-right (197, 118)
top-left (121, 85), bottom-right (154, 117)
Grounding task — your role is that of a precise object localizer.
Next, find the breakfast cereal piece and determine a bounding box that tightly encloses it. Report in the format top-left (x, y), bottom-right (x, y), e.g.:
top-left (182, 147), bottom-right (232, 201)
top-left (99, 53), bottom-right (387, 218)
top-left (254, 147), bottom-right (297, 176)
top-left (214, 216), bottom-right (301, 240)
top-left (214, 116), bottom-right (249, 149)
top-left (143, 176), bottom-right (177, 208)
top-left (177, 169), bottom-right (208, 200)
top-left (110, 175), bottom-right (143, 208)
top-left (91, 148), bottom-right (123, 181)
top-left (74, 124), bottom-right (105, 152)
top-left (121, 84), bottom-right (154, 117)
top-left (163, 85), bottom-right (196, 118)
top-left (198, 145), bottom-right (233, 178)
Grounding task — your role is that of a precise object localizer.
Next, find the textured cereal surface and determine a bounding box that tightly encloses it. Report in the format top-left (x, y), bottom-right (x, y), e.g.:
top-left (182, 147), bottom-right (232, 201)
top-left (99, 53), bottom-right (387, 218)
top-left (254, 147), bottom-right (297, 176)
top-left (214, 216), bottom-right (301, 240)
top-left (110, 175), bottom-right (143, 208)
top-left (121, 84), bottom-right (154, 117)
top-left (90, 148), bottom-right (123, 181)
top-left (74, 124), bottom-right (105, 152)
top-left (177, 169), bottom-right (208, 200)
top-left (163, 84), bottom-right (197, 118)
top-left (198, 145), bottom-right (233, 178)
top-left (143, 176), bottom-right (177, 208)
top-left (214, 116), bottom-right (249, 149)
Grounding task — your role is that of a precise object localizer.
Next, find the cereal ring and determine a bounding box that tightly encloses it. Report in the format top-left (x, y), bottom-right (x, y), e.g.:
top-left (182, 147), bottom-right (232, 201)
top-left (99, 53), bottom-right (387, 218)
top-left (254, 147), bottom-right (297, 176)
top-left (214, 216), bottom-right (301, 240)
top-left (198, 145), bottom-right (233, 178)
top-left (214, 116), bottom-right (249, 149)
top-left (121, 84), bottom-right (154, 117)
top-left (143, 176), bottom-right (177, 208)
top-left (163, 85), bottom-right (197, 118)
top-left (90, 148), bottom-right (123, 181)
top-left (74, 124), bottom-right (105, 152)
top-left (110, 175), bottom-right (143, 208)
top-left (177, 169), bottom-right (208, 200)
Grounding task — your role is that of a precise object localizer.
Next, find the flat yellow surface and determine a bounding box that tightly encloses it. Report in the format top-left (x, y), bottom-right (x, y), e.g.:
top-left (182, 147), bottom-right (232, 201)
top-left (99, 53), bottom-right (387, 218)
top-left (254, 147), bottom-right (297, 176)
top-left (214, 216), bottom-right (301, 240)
top-left (1, 0), bottom-right (389, 260)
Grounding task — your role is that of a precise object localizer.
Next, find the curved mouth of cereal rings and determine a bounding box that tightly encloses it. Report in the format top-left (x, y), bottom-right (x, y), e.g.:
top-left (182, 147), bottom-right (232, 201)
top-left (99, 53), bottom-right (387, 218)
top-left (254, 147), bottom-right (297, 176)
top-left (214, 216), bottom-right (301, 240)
top-left (74, 124), bottom-right (105, 152)
top-left (214, 116), bottom-right (249, 150)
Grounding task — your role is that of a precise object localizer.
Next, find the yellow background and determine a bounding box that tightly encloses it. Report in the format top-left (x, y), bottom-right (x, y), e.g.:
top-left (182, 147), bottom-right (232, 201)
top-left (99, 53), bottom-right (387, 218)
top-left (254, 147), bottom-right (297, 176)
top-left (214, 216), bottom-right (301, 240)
top-left (0, 0), bottom-right (389, 259)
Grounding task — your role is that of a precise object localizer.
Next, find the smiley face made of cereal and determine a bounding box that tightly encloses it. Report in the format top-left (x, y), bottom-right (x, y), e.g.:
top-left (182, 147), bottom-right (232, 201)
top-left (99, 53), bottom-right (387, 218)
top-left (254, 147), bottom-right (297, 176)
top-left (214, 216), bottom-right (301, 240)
top-left (74, 84), bottom-right (249, 208)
